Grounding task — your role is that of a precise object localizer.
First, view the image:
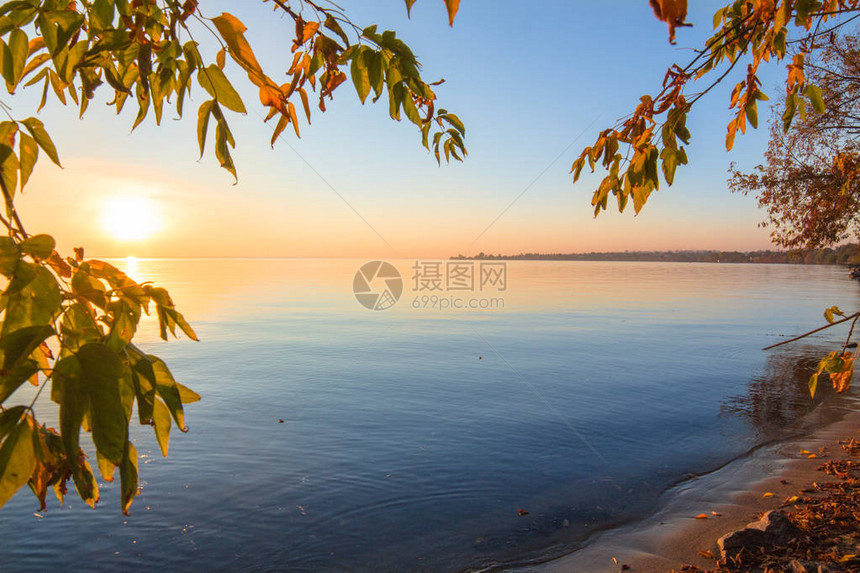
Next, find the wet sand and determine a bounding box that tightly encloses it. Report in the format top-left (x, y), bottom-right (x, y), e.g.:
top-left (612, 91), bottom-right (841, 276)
top-left (515, 394), bottom-right (860, 573)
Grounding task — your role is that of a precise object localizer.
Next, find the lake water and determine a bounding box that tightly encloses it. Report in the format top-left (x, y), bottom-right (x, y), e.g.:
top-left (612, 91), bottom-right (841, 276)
top-left (2, 259), bottom-right (858, 572)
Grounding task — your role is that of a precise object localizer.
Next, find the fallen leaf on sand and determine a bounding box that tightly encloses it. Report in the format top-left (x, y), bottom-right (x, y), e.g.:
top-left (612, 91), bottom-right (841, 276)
top-left (763, 492), bottom-right (774, 498)
top-left (808, 453), bottom-right (818, 459)
top-left (711, 511), bottom-right (722, 516)
top-left (800, 449), bottom-right (811, 454)
top-left (698, 550), bottom-right (715, 559)
top-left (695, 513), bottom-right (708, 519)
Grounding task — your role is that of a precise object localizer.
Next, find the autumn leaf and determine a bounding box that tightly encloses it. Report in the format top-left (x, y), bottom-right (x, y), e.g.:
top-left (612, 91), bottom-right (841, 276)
top-left (443, 0), bottom-right (460, 26)
top-left (649, 0), bottom-right (689, 44)
top-left (695, 513), bottom-right (708, 519)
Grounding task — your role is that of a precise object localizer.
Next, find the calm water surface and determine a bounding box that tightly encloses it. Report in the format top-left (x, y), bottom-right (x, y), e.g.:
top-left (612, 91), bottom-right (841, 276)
top-left (2, 259), bottom-right (858, 572)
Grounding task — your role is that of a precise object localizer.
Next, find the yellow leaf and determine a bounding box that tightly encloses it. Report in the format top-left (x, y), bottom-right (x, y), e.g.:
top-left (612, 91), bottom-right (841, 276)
top-left (698, 550), bottom-right (714, 559)
top-left (762, 492), bottom-right (774, 498)
top-left (839, 554), bottom-right (857, 563)
top-left (212, 13), bottom-right (264, 74)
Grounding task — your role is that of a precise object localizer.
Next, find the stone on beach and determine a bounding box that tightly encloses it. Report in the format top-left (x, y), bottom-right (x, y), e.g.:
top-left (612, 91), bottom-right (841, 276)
top-left (716, 510), bottom-right (800, 561)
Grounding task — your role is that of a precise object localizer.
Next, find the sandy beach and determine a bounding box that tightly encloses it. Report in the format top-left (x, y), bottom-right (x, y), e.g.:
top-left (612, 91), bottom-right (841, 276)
top-left (514, 393), bottom-right (860, 573)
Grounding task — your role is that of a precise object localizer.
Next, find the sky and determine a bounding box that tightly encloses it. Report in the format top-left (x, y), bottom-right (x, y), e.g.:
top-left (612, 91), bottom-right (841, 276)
top-left (13, 0), bottom-right (790, 258)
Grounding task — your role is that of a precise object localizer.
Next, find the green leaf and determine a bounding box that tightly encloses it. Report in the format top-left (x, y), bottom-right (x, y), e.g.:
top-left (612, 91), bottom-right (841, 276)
top-left (45, 10), bottom-right (84, 57)
top-left (745, 100), bottom-right (758, 129)
top-left (77, 343), bottom-right (126, 464)
top-left (350, 49), bottom-right (371, 104)
top-left (0, 141), bottom-right (19, 197)
top-left (105, 297), bottom-right (140, 352)
top-left (59, 302), bottom-right (102, 352)
top-left (152, 398), bottom-right (170, 457)
top-left (0, 236), bottom-right (19, 276)
top-left (150, 356), bottom-right (187, 431)
top-left (96, 450), bottom-right (116, 482)
top-left (3, 27), bottom-right (25, 91)
top-left (19, 234), bottom-right (54, 259)
top-left (782, 92), bottom-right (797, 132)
top-left (0, 414), bottom-right (35, 509)
top-left (401, 89), bottom-right (421, 125)
top-left (176, 382), bottom-right (201, 404)
top-left (21, 117), bottom-right (60, 166)
top-left (0, 405), bottom-right (26, 440)
top-left (119, 440), bottom-right (137, 515)
top-left (323, 15), bottom-right (350, 48)
top-left (368, 51), bottom-right (384, 98)
top-left (214, 118), bottom-right (237, 182)
top-left (443, 113), bottom-right (465, 135)
top-left (71, 270), bottom-right (107, 309)
top-left (2, 263), bottom-right (62, 333)
top-left (803, 84), bottom-right (825, 114)
top-left (17, 131), bottom-right (36, 190)
top-left (73, 458), bottom-right (98, 508)
top-left (197, 65), bottom-right (246, 114)
top-left (196, 99), bottom-right (213, 158)
top-left (0, 324), bottom-right (53, 372)
top-left (91, 0), bottom-right (113, 30)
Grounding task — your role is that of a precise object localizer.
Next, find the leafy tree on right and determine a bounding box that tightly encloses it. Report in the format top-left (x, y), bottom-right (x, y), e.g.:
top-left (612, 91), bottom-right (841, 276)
top-left (729, 30), bottom-right (860, 250)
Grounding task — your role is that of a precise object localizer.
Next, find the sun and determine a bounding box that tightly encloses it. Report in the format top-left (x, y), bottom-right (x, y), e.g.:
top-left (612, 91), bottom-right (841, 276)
top-left (101, 195), bottom-right (161, 242)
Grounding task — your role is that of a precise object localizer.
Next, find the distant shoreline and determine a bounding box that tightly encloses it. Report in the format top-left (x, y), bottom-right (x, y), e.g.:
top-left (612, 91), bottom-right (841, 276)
top-left (451, 245), bottom-right (860, 265)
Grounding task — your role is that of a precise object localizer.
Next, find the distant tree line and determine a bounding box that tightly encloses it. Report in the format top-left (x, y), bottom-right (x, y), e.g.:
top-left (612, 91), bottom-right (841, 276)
top-left (452, 244), bottom-right (860, 264)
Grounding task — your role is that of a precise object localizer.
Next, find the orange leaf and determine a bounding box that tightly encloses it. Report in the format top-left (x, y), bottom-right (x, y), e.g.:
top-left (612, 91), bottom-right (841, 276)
top-left (301, 21), bottom-right (319, 43)
top-left (695, 513), bottom-right (708, 519)
top-left (443, 0), bottom-right (460, 26)
top-left (649, 0), bottom-right (689, 43)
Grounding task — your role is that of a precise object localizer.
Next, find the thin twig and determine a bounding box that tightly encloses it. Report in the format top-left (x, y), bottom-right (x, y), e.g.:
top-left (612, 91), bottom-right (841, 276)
top-left (763, 311), bottom-right (860, 350)
top-left (843, 313), bottom-right (860, 352)
top-left (0, 174), bottom-right (27, 239)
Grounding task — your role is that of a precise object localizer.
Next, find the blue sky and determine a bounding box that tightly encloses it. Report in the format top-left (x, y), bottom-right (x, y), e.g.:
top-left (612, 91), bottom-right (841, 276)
top-left (16, 0), bottom-right (786, 258)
